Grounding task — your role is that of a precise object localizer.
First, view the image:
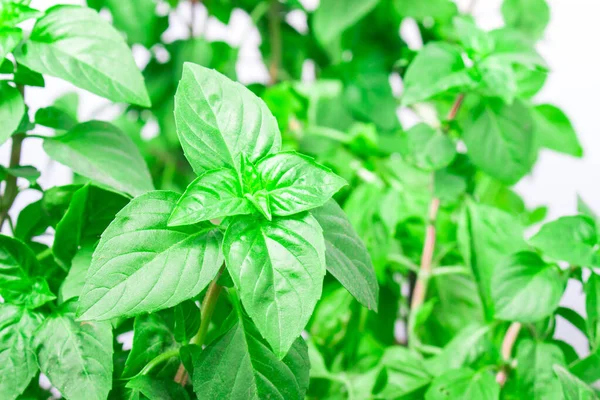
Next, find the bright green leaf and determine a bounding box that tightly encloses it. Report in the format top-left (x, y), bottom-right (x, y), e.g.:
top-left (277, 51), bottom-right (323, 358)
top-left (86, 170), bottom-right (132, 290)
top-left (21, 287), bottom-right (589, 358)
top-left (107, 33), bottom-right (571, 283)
top-left (502, 0), bottom-right (550, 40)
top-left (376, 346), bottom-right (432, 398)
top-left (492, 251), bottom-right (564, 322)
top-left (0, 26), bottom-right (21, 61)
top-left (126, 375), bottom-right (190, 400)
top-left (43, 121), bottom-right (154, 197)
top-left (586, 273), bottom-right (600, 352)
top-left (310, 199), bottom-right (379, 310)
top-left (533, 104), bottom-right (583, 157)
top-left (516, 339), bottom-right (564, 400)
top-left (529, 215), bottom-right (597, 265)
top-left (313, 0), bottom-right (379, 47)
top-left (425, 368), bottom-right (500, 400)
top-left (15, 5), bottom-right (151, 106)
top-left (463, 99), bottom-right (535, 184)
top-left (553, 365), bottom-right (598, 400)
top-left (35, 303), bottom-right (113, 400)
top-left (59, 245), bottom-right (93, 302)
top-left (0, 81), bottom-right (24, 145)
top-left (399, 123), bottom-right (456, 171)
top-left (104, 0), bottom-right (168, 48)
top-left (174, 63), bottom-right (281, 175)
top-left (0, 2), bottom-right (40, 27)
top-left (256, 152), bottom-right (347, 216)
top-left (78, 191), bottom-right (223, 321)
top-left (223, 213), bottom-right (326, 357)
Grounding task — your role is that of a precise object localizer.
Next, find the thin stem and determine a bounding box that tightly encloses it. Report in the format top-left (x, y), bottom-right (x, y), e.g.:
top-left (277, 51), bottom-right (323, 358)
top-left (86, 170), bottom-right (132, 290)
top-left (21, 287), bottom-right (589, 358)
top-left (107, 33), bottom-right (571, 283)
top-left (267, 0), bottom-right (281, 85)
top-left (140, 348), bottom-right (180, 376)
top-left (409, 94), bottom-right (465, 314)
top-left (0, 133), bottom-right (25, 230)
top-left (174, 265), bottom-right (225, 386)
top-left (189, 0), bottom-right (198, 38)
top-left (496, 322), bottom-right (522, 386)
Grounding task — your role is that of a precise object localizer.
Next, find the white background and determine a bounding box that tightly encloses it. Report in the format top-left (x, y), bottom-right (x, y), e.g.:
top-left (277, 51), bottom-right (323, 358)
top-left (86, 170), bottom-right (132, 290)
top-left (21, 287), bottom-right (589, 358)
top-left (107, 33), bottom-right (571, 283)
top-left (1, 0), bottom-right (599, 355)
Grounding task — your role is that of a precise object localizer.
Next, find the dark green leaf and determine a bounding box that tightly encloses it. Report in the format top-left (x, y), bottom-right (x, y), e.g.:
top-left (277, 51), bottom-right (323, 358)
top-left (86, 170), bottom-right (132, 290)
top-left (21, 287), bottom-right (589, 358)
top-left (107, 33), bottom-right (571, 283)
top-left (78, 191), bottom-right (223, 321)
top-left (34, 106), bottom-right (77, 131)
top-left (192, 312), bottom-right (309, 400)
top-left (59, 245), bottom-right (93, 302)
top-left (310, 199), bottom-right (379, 310)
top-left (586, 273), bottom-right (600, 351)
top-left (0, 304), bottom-right (43, 399)
top-left (173, 300), bottom-right (200, 344)
top-left (174, 63), bottom-right (281, 175)
top-left (35, 303), bottom-right (113, 400)
top-left (463, 99), bottom-right (535, 184)
top-left (104, 0), bottom-right (168, 48)
top-left (376, 346), bottom-right (432, 398)
top-left (492, 251), bottom-right (563, 322)
top-left (15, 5), bottom-right (151, 106)
top-left (313, 0), bottom-right (379, 48)
top-left (223, 213), bottom-right (326, 357)
top-left (43, 121), bottom-right (154, 197)
top-left (126, 375), bottom-right (190, 400)
top-left (530, 216), bottom-right (597, 265)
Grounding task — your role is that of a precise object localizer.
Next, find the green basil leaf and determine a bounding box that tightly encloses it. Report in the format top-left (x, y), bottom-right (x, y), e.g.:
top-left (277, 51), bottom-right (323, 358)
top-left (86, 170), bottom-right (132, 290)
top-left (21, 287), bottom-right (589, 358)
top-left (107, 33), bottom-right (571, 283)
top-left (43, 121), bottom-right (154, 197)
top-left (310, 199), bottom-right (379, 310)
top-left (256, 152), bottom-right (347, 216)
top-left (477, 58), bottom-right (518, 104)
top-left (453, 16), bottom-right (494, 56)
top-left (492, 251), bottom-right (564, 322)
top-left (35, 303), bottom-right (113, 400)
top-left (516, 339), bottom-right (564, 400)
top-left (376, 346), bottom-right (432, 398)
top-left (313, 0), bottom-right (379, 48)
top-left (104, 0), bottom-right (168, 48)
top-left (1, 165), bottom-right (40, 186)
top-left (53, 184), bottom-right (129, 267)
top-left (15, 5), bottom-right (151, 107)
top-left (463, 99), bottom-right (535, 184)
top-left (553, 365), bottom-right (598, 400)
top-left (401, 42), bottom-right (475, 106)
top-left (458, 202), bottom-right (527, 319)
top-left (126, 375), bottom-right (190, 400)
top-left (502, 0), bottom-right (550, 40)
top-left (0, 81), bottom-right (24, 145)
top-left (0, 26), bottom-right (21, 61)
top-left (173, 300), bottom-right (200, 344)
top-left (570, 352), bottom-right (600, 386)
top-left (59, 245), bottom-right (93, 303)
top-left (192, 313), bottom-right (309, 400)
top-left (122, 312), bottom-right (178, 378)
top-left (0, 2), bottom-right (40, 27)
top-left (174, 63), bottom-right (281, 174)
top-left (529, 216), bottom-right (597, 265)
top-left (586, 273), bottom-right (600, 352)
top-left (425, 368), bottom-right (500, 400)
top-left (488, 28), bottom-right (548, 69)
top-left (77, 191), bottom-right (223, 321)
top-left (168, 168), bottom-right (253, 226)
top-left (533, 104), bottom-right (583, 157)
top-left (223, 213), bottom-right (326, 357)
top-left (394, 0), bottom-right (457, 20)
top-left (399, 123), bottom-right (456, 171)
top-left (0, 304), bottom-right (43, 399)
top-left (0, 234), bottom-right (56, 308)
top-left (34, 106), bottom-right (77, 131)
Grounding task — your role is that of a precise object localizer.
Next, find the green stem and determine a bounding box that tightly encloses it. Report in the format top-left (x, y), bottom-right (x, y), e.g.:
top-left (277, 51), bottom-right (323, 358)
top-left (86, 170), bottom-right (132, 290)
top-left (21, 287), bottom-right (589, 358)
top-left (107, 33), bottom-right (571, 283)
top-left (36, 247), bottom-right (53, 262)
top-left (140, 348), bottom-right (180, 376)
top-left (267, 0), bottom-right (281, 84)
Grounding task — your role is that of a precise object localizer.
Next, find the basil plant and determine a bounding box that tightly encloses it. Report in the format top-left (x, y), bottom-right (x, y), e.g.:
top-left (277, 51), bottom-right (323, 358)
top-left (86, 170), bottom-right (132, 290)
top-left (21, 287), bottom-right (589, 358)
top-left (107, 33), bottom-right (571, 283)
top-left (0, 0), bottom-right (599, 399)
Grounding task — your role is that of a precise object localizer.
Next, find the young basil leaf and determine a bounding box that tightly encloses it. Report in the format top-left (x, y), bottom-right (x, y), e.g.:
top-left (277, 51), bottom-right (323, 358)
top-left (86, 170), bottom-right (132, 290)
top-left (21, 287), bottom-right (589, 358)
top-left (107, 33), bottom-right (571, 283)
top-left (77, 191), bottom-right (223, 321)
top-left (192, 313), bottom-right (309, 400)
top-left (43, 121), bottom-right (154, 197)
top-left (223, 213), bottom-right (326, 357)
top-left (462, 99), bottom-right (535, 184)
top-left (458, 202), bottom-right (527, 319)
top-left (174, 63), bottom-right (281, 175)
top-left (502, 0), bottom-right (550, 41)
top-left (399, 123), bottom-right (456, 171)
top-left (0, 27), bottom-right (21, 62)
top-left (15, 5), bottom-right (151, 107)
top-left (586, 273), bottom-right (600, 352)
top-left (529, 215), bottom-right (597, 266)
top-left (0, 235), bottom-right (56, 309)
top-left (570, 352), bottom-right (600, 386)
top-left (487, 28), bottom-right (548, 70)
top-left (492, 251), bottom-right (564, 322)
top-left (553, 365), bottom-right (598, 400)
top-left (424, 368), bottom-right (500, 400)
top-left (515, 339), bottom-right (565, 400)
top-left (59, 245), bottom-right (94, 303)
top-left (0, 304), bottom-right (43, 399)
top-left (310, 199), bottom-right (379, 311)
top-left (401, 42), bottom-right (475, 107)
top-left (122, 312), bottom-right (178, 378)
top-left (103, 0), bottom-right (168, 48)
top-left (256, 152), bottom-right (347, 217)
top-left (35, 302), bottom-right (113, 400)
top-left (168, 168), bottom-right (253, 226)
top-left (0, 81), bottom-right (24, 145)
top-left (313, 0), bottom-right (379, 49)
top-left (53, 184), bottom-right (129, 267)
top-left (173, 300), bottom-right (200, 344)
top-left (533, 104), bottom-right (583, 157)
top-left (453, 16), bottom-right (494, 56)
top-left (477, 58), bottom-right (518, 104)
top-left (375, 346), bottom-right (432, 398)
top-left (126, 375), bottom-right (190, 400)
top-left (0, 2), bottom-right (40, 27)
top-left (34, 106), bottom-right (77, 131)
